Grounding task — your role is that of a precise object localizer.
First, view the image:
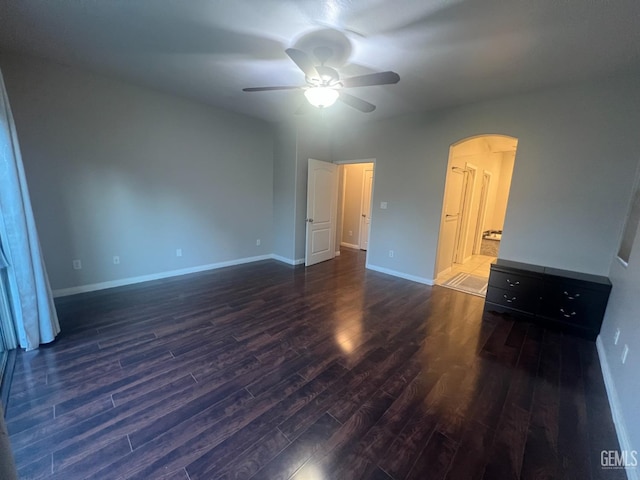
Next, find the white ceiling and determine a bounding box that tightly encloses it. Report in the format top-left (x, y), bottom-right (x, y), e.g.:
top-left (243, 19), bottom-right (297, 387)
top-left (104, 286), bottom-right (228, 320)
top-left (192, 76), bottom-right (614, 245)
top-left (1, 0), bottom-right (639, 123)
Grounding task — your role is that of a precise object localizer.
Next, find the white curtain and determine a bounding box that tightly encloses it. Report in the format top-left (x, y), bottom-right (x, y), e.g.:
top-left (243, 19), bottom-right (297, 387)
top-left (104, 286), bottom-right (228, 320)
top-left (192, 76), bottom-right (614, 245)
top-left (0, 68), bottom-right (59, 351)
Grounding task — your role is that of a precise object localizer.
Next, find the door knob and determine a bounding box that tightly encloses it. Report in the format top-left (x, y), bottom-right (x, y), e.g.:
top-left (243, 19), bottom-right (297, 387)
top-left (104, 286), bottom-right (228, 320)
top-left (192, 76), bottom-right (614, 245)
top-left (307, 218), bottom-right (314, 223)
top-left (362, 214), bottom-right (366, 217)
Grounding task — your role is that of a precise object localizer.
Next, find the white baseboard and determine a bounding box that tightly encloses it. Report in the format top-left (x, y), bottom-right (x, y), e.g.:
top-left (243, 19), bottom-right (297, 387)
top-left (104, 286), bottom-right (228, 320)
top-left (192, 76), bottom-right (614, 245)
top-left (596, 335), bottom-right (638, 480)
top-left (335, 250), bottom-right (341, 256)
top-left (340, 242), bottom-right (360, 250)
top-left (53, 255), bottom-right (430, 298)
top-left (270, 254), bottom-right (304, 266)
top-left (53, 254), bottom-right (275, 297)
top-left (365, 263), bottom-right (433, 286)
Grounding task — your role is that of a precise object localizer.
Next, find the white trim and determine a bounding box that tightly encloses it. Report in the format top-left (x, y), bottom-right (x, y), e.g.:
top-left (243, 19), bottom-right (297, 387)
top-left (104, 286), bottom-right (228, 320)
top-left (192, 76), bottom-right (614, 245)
top-left (339, 165), bottom-right (347, 251)
top-left (335, 250), bottom-right (341, 256)
top-left (596, 335), bottom-right (638, 480)
top-left (366, 263), bottom-right (434, 286)
top-left (53, 254), bottom-right (274, 297)
top-left (270, 254), bottom-right (304, 266)
top-left (333, 158), bottom-right (376, 165)
top-left (617, 256), bottom-right (629, 268)
top-left (458, 162), bottom-right (477, 262)
top-left (359, 167), bottom-right (374, 251)
top-left (340, 242), bottom-right (360, 250)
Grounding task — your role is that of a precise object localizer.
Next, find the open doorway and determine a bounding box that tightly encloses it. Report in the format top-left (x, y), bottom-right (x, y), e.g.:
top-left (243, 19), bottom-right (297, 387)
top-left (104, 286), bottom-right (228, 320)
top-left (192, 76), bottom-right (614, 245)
top-left (336, 161), bottom-right (375, 260)
top-left (434, 135), bottom-right (518, 296)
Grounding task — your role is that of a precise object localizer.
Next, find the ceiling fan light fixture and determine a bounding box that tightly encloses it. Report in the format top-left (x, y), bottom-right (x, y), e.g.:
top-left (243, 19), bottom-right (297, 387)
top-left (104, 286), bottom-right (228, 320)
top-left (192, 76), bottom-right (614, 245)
top-left (304, 87), bottom-right (339, 108)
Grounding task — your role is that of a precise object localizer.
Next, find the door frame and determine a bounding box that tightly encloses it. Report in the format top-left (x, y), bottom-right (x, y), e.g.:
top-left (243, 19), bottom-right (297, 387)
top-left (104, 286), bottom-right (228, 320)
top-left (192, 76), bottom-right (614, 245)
top-left (359, 167), bottom-right (374, 250)
top-left (435, 164), bottom-right (465, 278)
top-left (434, 134), bottom-right (519, 281)
top-left (473, 171), bottom-right (492, 254)
top-left (455, 162), bottom-right (477, 264)
top-left (334, 158), bottom-right (376, 267)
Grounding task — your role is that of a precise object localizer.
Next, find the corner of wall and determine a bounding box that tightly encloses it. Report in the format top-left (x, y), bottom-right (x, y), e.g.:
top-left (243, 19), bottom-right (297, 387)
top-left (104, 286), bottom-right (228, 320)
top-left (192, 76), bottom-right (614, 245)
top-left (596, 335), bottom-right (639, 480)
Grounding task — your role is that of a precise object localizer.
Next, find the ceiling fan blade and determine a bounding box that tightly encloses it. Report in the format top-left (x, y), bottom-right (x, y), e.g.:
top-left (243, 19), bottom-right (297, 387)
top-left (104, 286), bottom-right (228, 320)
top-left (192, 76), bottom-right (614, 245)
top-left (285, 48), bottom-right (319, 79)
top-left (338, 92), bottom-right (376, 113)
top-left (341, 71), bottom-right (400, 88)
top-left (242, 86), bottom-right (302, 92)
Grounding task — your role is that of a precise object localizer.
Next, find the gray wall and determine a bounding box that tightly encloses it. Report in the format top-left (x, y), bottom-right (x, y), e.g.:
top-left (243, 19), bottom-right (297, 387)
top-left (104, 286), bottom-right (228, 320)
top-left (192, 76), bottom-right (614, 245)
top-left (1, 55), bottom-right (274, 291)
top-left (600, 169), bottom-right (640, 457)
top-left (272, 121), bottom-right (297, 262)
top-left (332, 75), bottom-right (640, 281)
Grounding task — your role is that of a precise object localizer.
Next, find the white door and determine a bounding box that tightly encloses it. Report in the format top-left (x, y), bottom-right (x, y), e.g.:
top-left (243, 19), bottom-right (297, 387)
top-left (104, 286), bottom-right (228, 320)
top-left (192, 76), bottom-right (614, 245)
top-left (359, 168), bottom-right (374, 250)
top-left (305, 159), bottom-right (339, 266)
top-left (436, 166), bottom-right (466, 275)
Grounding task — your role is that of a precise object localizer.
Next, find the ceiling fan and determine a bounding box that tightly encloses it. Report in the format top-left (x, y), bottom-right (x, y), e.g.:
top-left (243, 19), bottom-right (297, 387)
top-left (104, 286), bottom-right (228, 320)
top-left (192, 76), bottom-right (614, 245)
top-left (242, 46), bottom-right (400, 113)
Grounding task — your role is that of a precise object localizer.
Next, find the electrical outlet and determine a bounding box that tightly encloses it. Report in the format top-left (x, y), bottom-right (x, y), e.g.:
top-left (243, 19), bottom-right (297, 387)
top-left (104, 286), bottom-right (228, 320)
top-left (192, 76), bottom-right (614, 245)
top-left (348, 230), bottom-right (353, 237)
top-left (176, 248), bottom-right (182, 257)
top-left (256, 239), bottom-right (261, 246)
top-left (389, 250), bottom-right (394, 258)
top-left (72, 259), bottom-right (82, 270)
top-left (113, 256), bottom-right (120, 265)
top-left (614, 328), bottom-right (621, 345)
top-left (380, 202), bottom-right (388, 209)
top-left (622, 344), bottom-right (629, 364)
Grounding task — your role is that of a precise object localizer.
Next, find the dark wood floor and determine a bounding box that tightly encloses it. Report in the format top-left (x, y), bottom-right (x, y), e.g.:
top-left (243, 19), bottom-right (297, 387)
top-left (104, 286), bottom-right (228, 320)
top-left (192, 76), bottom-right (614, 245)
top-left (5, 249), bottom-right (624, 479)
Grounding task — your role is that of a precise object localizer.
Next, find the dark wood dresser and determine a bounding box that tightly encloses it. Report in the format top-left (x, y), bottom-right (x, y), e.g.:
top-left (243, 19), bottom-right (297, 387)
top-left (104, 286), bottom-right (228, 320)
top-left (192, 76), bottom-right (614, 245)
top-left (484, 259), bottom-right (612, 340)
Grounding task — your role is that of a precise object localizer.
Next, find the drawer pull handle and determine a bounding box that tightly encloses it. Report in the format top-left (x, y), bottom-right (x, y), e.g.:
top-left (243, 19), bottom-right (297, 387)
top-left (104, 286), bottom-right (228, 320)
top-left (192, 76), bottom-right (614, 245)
top-left (503, 294), bottom-right (517, 303)
top-left (506, 279), bottom-right (520, 287)
top-left (563, 291), bottom-right (580, 300)
top-left (560, 308), bottom-right (576, 317)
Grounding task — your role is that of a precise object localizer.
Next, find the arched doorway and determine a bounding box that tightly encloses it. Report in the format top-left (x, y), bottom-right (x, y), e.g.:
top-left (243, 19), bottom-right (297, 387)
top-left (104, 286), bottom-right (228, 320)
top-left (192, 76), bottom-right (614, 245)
top-left (434, 134), bottom-right (518, 296)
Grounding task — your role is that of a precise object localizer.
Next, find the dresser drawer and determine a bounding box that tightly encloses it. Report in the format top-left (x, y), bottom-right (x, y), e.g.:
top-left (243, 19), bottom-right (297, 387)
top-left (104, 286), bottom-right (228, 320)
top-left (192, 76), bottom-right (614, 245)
top-left (488, 269), bottom-right (539, 297)
top-left (540, 284), bottom-right (609, 327)
top-left (486, 286), bottom-right (538, 313)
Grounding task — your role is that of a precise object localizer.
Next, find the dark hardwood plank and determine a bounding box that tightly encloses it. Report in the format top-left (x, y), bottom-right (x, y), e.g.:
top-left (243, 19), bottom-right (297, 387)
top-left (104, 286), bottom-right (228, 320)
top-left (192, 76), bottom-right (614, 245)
top-left (482, 325), bottom-right (543, 479)
top-left (9, 396), bottom-right (115, 453)
top-left (445, 420), bottom-right (495, 480)
top-left (290, 392), bottom-right (396, 480)
top-left (406, 431), bottom-right (458, 480)
top-left (212, 428), bottom-right (290, 480)
top-left (16, 453), bottom-right (51, 480)
top-left (375, 368), bottom-right (462, 480)
top-left (51, 435), bottom-right (131, 478)
top-left (251, 413), bottom-right (341, 479)
top-left (557, 335), bottom-right (591, 480)
top-left (521, 330), bottom-right (562, 480)
top-left (185, 361), bottom-right (349, 480)
top-left (109, 373), bottom-right (309, 479)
